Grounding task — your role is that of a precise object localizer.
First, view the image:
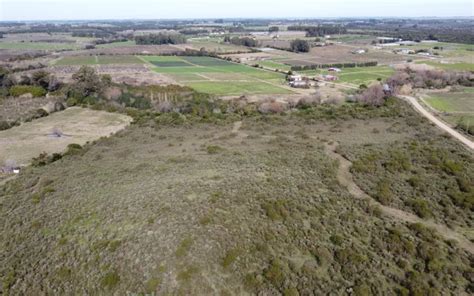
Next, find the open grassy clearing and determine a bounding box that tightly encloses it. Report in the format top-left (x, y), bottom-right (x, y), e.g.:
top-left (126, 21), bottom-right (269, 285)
top-left (1, 100), bottom-right (472, 295)
top-left (54, 55), bottom-right (145, 66)
top-left (0, 107), bottom-right (132, 166)
top-left (416, 61), bottom-right (474, 72)
top-left (144, 56), bottom-right (291, 95)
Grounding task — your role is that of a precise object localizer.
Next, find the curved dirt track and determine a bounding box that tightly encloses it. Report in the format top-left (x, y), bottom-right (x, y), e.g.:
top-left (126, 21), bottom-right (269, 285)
top-left (325, 143), bottom-right (474, 254)
top-left (400, 95), bottom-right (474, 150)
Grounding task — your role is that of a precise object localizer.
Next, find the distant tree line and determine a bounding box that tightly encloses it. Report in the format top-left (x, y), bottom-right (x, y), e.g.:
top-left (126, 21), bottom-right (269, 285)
top-left (288, 25), bottom-right (347, 37)
top-left (179, 29), bottom-right (209, 35)
top-left (346, 19), bottom-right (474, 44)
top-left (135, 33), bottom-right (187, 45)
top-left (269, 26), bottom-right (279, 33)
top-left (291, 61), bottom-right (378, 71)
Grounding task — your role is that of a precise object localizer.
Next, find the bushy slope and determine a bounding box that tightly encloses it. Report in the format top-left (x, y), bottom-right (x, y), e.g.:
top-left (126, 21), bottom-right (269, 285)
top-left (1, 102), bottom-right (472, 295)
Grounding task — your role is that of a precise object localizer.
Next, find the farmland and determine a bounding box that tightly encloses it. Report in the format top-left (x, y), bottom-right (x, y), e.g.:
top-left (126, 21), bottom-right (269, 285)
top-left (422, 88), bottom-right (474, 132)
top-left (54, 55), bottom-right (145, 65)
top-left (143, 56), bottom-right (293, 95)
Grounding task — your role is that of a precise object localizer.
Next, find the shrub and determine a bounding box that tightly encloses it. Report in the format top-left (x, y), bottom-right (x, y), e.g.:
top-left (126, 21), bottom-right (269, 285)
top-left (262, 200), bottom-right (289, 220)
top-left (175, 237), bottom-right (193, 258)
top-left (258, 100), bottom-right (287, 114)
top-left (206, 145), bottom-right (224, 154)
top-left (221, 248), bottom-right (242, 268)
top-left (374, 179), bottom-right (393, 205)
top-left (101, 271), bottom-right (120, 289)
top-left (264, 259), bottom-right (287, 288)
top-left (406, 198), bottom-right (432, 218)
top-left (296, 94), bottom-right (321, 109)
top-left (0, 121), bottom-right (11, 131)
top-left (9, 85), bottom-right (46, 97)
top-left (64, 143), bottom-right (83, 156)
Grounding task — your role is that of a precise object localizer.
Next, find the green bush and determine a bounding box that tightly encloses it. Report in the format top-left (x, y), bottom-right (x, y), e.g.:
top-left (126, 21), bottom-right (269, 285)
top-left (206, 145), bottom-right (224, 154)
top-left (100, 271), bottom-right (120, 289)
top-left (64, 143), bottom-right (83, 156)
top-left (406, 198), bottom-right (432, 218)
top-left (374, 179), bottom-right (393, 205)
top-left (9, 85), bottom-right (46, 97)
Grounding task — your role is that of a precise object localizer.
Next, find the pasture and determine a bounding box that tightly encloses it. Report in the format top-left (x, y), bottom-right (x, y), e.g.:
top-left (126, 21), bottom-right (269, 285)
top-left (144, 56), bottom-right (292, 95)
top-left (0, 107), bottom-right (132, 166)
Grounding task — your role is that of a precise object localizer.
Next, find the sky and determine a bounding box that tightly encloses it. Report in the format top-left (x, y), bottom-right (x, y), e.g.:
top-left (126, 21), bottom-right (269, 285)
top-left (1, 0), bottom-right (473, 21)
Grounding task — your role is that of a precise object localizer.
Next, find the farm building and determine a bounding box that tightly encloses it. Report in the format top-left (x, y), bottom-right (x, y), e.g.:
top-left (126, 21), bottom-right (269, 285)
top-left (288, 75), bottom-right (303, 82)
top-left (328, 68), bottom-right (341, 72)
top-left (289, 80), bottom-right (310, 88)
top-left (352, 49), bottom-right (366, 54)
top-left (396, 48), bottom-right (415, 54)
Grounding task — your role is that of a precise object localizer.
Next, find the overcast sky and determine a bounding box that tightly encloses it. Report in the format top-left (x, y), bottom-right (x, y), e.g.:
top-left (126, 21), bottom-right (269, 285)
top-left (1, 0), bottom-right (473, 21)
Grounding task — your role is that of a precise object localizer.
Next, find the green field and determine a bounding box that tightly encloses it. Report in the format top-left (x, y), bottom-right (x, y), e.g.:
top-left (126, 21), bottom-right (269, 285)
top-left (424, 88), bottom-right (474, 113)
top-left (0, 41), bottom-right (80, 50)
top-left (424, 88), bottom-right (474, 132)
top-left (55, 55), bottom-right (145, 65)
top-left (299, 66), bottom-right (395, 85)
top-left (145, 56), bottom-right (291, 95)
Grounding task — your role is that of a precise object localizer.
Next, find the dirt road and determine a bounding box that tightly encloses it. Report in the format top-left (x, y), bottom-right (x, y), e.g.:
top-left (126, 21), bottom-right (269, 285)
top-left (325, 143), bottom-right (474, 254)
top-left (400, 95), bottom-right (474, 150)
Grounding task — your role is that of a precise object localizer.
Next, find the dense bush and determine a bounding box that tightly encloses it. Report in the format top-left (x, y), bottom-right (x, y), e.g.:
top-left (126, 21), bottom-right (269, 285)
top-left (9, 85), bottom-right (46, 97)
top-left (387, 68), bottom-right (473, 91)
top-left (135, 33), bottom-right (186, 45)
top-left (290, 39), bottom-right (310, 53)
top-left (230, 36), bottom-right (258, 47)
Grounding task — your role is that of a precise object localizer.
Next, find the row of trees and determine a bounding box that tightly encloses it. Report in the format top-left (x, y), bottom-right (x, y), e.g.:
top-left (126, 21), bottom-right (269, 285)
top-left (135, 33), bottom-right (187, 45)
top-left (288, 25), bottom-right (347, 37)
top-left (291, 61), bottom-right (378, 71)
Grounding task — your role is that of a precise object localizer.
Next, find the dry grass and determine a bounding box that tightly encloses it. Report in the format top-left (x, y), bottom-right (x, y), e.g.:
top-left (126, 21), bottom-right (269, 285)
top-left (0, 107), bottom-right (132, 166)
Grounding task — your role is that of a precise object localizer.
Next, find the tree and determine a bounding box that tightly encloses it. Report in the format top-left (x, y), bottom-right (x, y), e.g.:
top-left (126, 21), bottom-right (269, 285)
top-left (357, 84), bottom-right (386, 106)
top-left (71, 66), bottom-right (104, 98)
top-left (290, 39), bottom-right (310, 53)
